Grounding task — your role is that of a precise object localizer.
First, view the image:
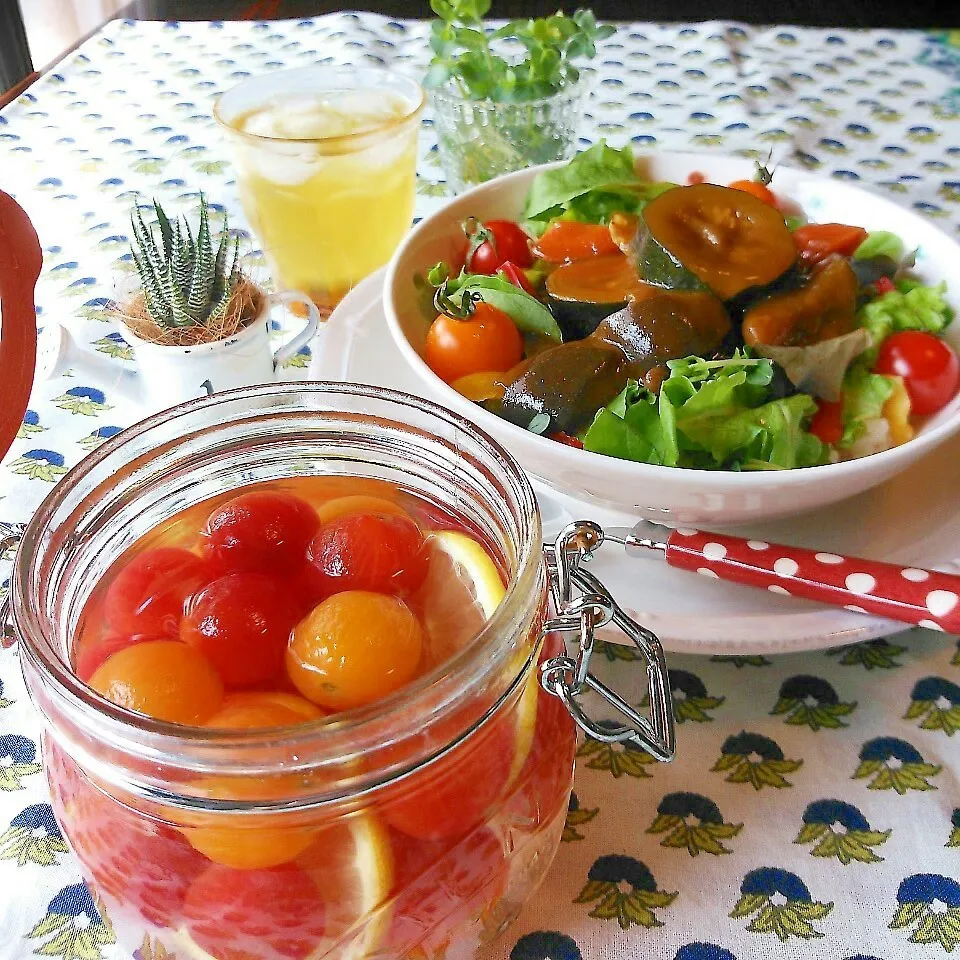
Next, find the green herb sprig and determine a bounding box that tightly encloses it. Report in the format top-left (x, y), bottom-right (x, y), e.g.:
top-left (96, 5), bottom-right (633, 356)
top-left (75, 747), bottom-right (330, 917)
top-left (425, 0), bottom-right (614, 102)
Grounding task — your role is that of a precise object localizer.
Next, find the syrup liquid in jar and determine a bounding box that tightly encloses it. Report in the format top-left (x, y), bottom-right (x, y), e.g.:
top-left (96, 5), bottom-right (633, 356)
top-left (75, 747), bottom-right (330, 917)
top-left (47, 474), bottom-right (574, 960)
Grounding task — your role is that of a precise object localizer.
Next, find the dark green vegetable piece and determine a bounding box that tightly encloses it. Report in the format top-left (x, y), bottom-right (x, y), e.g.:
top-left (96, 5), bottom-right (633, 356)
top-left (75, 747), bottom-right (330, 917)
top-left (544, 253), bottom-right (653, 340)
top-left (637, 183), bottom-right (797, 300)
top-left (496, 287), bottom-right (731, 433)
top-left (596, 289), bottom-right (731, 391)
top-left (496, 340), bottom-right (627, 435)
top-left (742, 255), bottom-right (858, 347)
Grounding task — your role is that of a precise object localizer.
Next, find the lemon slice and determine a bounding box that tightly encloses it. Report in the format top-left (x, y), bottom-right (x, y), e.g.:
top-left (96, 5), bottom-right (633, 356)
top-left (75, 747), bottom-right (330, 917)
top-left (310, 813), bottom-right (393, 960)
top-left (417, 531), bottom-right (539, 787)
top-left (416, 531), bottom-right (506, 662)
top-left (304, 813), bottom-right (394, 960)
top-left (506, 663), bottom-right (541, 788)
top-left (170, 812), bottom-right (393, 960)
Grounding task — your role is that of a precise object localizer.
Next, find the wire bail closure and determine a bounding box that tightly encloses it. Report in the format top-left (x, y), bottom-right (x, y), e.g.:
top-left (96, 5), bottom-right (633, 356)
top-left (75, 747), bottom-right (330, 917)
top-left (0, 517), bottom-right (676, 758)
top-left (540, 521), bottom-right (676, 762)
top-left (0, 523), bottom-right (25, 646)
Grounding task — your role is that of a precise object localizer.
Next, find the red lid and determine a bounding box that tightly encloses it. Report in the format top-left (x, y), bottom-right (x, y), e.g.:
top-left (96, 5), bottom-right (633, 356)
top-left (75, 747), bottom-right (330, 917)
top-left (0, 190), bottom-right (40, 461)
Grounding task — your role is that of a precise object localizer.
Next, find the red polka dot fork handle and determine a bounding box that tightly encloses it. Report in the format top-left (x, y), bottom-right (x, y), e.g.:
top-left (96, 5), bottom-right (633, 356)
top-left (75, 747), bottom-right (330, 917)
top-left (603, 521), bottom-right (960, 634)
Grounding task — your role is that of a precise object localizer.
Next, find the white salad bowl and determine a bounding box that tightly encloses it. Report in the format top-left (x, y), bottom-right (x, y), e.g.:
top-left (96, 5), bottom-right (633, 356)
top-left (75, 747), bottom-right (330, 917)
top-left (384, 152), bottom-right (960, 526)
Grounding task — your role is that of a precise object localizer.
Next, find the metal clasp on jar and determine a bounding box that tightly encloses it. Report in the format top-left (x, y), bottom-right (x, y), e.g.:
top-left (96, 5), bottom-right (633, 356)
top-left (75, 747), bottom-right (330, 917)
top-left (540, 521), bottom-right (676, 762)
top-left (0, 523), bottom-right (25, 646)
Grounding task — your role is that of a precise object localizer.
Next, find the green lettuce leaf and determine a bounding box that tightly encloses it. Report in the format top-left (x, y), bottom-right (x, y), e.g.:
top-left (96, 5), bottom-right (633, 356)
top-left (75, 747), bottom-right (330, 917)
top-left (582, 381), bottom-right (680, 466)
top-left (753, 327), bottom-right (873, 402)
top-left (854, 231), bottom-right (905, 262)
top-left (840, 364), bottom-right (895, 447)
top-left (428, 268), bottom-right (562, 340)
top-left (859, 281), bottom-right (954, 363)
top-left (685, 394), bottom-right (825, 469)
top-left (581, 353), bottom-right (825, 469)
top-left (523, 141), bottom-right (676, 223)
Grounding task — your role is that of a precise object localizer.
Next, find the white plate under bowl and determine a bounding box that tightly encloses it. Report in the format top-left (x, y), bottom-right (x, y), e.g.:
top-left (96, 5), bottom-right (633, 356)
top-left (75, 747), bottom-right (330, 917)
top-left (312, 270), bottom-right (960, 655)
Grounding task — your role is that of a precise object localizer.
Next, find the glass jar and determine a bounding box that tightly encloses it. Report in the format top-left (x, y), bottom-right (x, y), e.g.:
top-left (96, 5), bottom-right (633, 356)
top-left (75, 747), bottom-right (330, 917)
top-left (429, 78), bottom-right (588, 194)
top-left (12, 383), bottom-right (575, 960)
top-left (10, 382), bottom-right (673, 960)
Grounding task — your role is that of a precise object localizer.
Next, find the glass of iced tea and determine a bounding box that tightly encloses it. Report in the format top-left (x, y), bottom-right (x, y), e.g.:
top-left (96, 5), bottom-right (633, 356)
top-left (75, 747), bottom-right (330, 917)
top-left (216, 68), bottom-right (424, 314)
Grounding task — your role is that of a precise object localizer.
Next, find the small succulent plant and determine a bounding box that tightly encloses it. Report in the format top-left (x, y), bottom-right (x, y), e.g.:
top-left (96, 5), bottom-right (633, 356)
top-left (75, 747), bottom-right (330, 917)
top-left (129, 195), bottom-right (241, 329)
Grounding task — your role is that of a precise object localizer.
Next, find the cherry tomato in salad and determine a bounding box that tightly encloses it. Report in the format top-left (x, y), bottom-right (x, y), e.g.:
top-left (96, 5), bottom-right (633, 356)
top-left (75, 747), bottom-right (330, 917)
top-left (792, 223), bottom-right (868, 266)
top-left (727, 179), bottom-right (777, 206)
top-left (103, 547), bottom-right (211, 638)
top-left (532, 220), bottom-right (619, 263)
top-left (550, 431), bottom-right (584, 449)
top-left (874, 331), bottom-right (960, 416)
top-left (497, 260), bottom-right (535, 295)
top-left (181, 572), bottom-right (299, 689)
top-left (808, 398), bottom-right (844, 445)
top-left (466, 219), bottom-right (533, 274)
top-left (202, 491), bottom-right (320, 577)
top-left (424, 302), bottom-right (523, 385)
top-left (875, 275), bottom-right (896, 296)
top-left (307, 512), bottom-right (428, 597)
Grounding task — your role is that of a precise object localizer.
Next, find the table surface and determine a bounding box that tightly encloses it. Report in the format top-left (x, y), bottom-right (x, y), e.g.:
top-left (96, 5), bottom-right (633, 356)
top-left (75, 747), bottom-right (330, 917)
top-left (1, 14), bottom-right (959, 960)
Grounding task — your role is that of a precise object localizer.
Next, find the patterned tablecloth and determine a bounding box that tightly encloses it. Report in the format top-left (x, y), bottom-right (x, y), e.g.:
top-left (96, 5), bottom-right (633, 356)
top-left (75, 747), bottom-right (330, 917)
top-left (1, 13), bottom-right (960, 960)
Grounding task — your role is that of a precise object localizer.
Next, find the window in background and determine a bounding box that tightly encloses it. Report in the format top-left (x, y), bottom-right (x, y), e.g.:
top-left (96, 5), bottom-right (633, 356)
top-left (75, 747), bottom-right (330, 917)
top-left (21, 0), bottom-right (126, 69)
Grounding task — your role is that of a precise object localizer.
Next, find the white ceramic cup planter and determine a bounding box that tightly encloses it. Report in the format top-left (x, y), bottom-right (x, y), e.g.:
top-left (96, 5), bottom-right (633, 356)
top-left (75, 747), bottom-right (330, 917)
top-left (38, 290), bottom-right (321, 412)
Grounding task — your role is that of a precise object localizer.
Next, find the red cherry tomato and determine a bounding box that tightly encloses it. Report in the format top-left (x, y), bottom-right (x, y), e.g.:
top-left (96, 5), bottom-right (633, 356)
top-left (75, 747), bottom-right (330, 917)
top-left (183, 863), bottom-right (326, 960)
top-left (306, 512), bottom-right (428, 598)
top-left (180, 572), bottom-right (299, 688)
top-left (466, 220), bottom-right (533, 274)
top-left (874, 331), bottom-right (960, 416)
top-left (48, 744), bottom-right (207, 928)
top-left (497, 260), bottom-right (535, 295)
top-left (424, 302), bottom-right (524, 385)
top-left (550, 431), bottom-right (584, 449)
top-left (384, 706), bottom-right (514, 841)
top-left (808, 397), bottom-right (844, 445)
top-left (104, 547), bottom-right (211, 638)
top-left (202, 491), bottom-right (320, 576)
top-left (875, 275), bottom-right (896, 296)
top-left (387, 826), bottom-right (507, 955)
top-left (75, 632), bottom-right (154, 682)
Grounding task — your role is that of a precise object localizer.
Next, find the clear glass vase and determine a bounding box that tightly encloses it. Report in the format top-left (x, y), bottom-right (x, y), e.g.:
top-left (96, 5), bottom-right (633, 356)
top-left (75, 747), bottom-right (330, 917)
top-left (429, 78), bottom-right (588, 193)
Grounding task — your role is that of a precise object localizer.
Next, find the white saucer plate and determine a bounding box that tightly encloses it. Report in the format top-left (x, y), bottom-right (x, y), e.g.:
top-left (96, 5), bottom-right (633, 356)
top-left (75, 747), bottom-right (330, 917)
top-left (311, 269), bottom-right (960, 656)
